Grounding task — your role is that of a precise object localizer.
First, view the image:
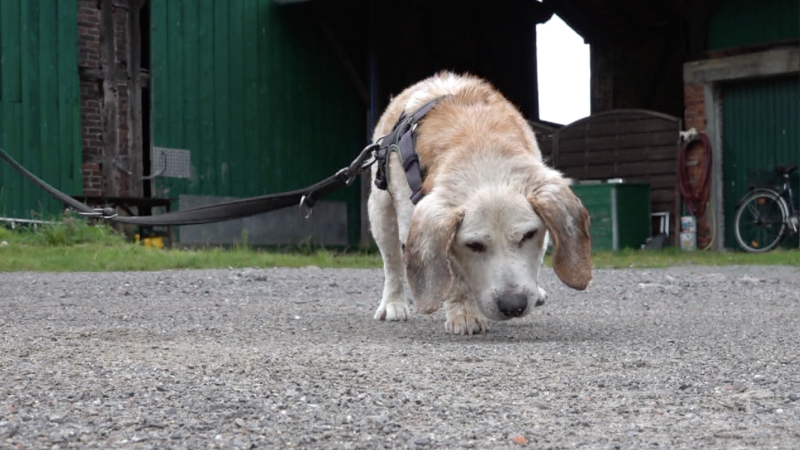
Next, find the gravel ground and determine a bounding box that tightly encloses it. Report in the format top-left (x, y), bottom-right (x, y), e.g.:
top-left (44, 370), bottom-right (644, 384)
top-left (1, 264), bottom-right (799, 450)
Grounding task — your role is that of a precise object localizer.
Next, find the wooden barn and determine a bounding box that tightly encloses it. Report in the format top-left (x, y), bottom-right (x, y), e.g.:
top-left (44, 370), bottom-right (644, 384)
top-left (0, 0), bottom-right (796, 250)
top-left (0, 0), bottom-right (555, 247)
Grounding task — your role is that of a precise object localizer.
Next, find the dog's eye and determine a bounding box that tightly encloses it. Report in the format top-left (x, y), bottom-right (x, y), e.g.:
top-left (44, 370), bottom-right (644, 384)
top-left (465, 241), bottom-right (487, 253)
top-left (520, 230), bottom-right (537, 244)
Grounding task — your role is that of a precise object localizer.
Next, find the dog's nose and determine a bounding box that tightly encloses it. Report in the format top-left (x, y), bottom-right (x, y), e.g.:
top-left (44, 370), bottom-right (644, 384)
top-left (496, 293), bottom-right (528, 318)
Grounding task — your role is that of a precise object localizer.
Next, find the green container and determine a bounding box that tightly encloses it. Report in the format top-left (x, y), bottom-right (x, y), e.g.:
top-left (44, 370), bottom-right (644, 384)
top-left (570, 183), bottom-right (651, 252)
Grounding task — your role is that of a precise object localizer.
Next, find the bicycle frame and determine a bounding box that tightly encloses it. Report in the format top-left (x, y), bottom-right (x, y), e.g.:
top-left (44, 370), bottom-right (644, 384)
top-left (779, 177), bottom-right (798, 217)
top-left (775, 174), bottom-right (799, 233)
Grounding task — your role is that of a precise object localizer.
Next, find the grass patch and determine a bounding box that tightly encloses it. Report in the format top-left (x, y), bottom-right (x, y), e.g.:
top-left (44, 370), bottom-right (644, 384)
top-left (0, 213), bottom-right (125, 247)
top-left (0, 243), bottom-right (383, 272)
top-left (0, 242), bottom-right (796, 273)
top-left (586, 247), bottom-right (799, 269)
top-left (0, 216), bottom-right (797, 272)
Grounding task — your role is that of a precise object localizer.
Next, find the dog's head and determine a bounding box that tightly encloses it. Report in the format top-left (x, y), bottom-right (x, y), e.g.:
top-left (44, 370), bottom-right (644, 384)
top-left (404, 165), bottom-right (591, 320)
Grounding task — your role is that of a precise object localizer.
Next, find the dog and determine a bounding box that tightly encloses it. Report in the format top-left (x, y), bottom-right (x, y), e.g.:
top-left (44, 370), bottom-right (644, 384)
top-left (367, 72), bottom-right (592, 335)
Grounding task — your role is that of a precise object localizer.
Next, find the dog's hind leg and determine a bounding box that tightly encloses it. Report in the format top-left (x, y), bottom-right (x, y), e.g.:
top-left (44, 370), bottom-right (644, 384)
top-left (368, 175), bottom-right (410, 322)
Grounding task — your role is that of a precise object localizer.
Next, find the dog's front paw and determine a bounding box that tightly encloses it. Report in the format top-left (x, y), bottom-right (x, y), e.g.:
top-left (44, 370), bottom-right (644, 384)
top-left (445, 313), bottom-right (487, 335)
top-left (444, 299), bottom-right (487, 335)
top-left (374, 300), bottom-right (410, 321)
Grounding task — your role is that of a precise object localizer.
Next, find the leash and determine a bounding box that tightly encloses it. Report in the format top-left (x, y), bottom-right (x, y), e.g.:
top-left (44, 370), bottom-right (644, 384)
top-left (0, 96), bottom-right (449, 227)
top-left (0, 143), bottom-right (377, 226)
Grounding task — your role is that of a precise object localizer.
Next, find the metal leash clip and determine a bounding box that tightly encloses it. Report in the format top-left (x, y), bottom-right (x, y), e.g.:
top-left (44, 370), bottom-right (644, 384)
top-left (299, 195), bottom-right (313, 220)
top-left (345, 143), bottom-right (380, 184)
top-left (299, 143), bottom-right (380, 220)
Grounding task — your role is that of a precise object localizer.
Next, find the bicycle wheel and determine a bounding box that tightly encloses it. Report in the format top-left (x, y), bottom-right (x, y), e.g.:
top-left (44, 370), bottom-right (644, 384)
top-left (734, 190), bottom-right (789, 253)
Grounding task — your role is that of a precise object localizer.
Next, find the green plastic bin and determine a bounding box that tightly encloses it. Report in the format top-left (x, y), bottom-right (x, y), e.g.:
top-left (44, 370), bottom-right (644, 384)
top-left (570, 182), bottom-right (651, 252)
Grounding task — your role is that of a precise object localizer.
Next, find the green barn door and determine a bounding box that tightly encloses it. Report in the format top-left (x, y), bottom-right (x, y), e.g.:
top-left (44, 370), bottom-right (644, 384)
top-left (0, 0), bottom-right (82, 220)
top-left (722, 76), bottom-right (800, 249)
top-left (150, 0), bottom-right (365, 246)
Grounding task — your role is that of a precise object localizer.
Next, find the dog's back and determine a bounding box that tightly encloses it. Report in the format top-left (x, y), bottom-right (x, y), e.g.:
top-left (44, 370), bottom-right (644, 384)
top-left (373, 72), bottom-right (543, 197)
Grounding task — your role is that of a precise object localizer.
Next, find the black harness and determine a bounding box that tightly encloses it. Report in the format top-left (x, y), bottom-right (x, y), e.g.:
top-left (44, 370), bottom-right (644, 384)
top-left (373, 95), bottom-right (450, 205)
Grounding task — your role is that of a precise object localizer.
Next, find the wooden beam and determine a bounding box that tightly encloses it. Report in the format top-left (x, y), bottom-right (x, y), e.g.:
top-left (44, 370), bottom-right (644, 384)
top-left (684, 46), bottom-right (800, 84)
top-left (128, 0), bottom-right (144, 197)
top-left (79, 66), bottom-right (150, 88)
top-left (100, 0), bottom-right (119, 197)
top-left (705, 38), bottom-right (800, 59)
top-left (313, 4), bottom-right (369, 104)
top-left (543, 0), bottom-right (601, 43)
top-left (138, 70), bottom-right (150, 89)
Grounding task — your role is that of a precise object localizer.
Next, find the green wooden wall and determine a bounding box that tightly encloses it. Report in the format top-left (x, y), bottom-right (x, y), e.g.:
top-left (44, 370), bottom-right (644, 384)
top-left (723, 77), bottom-right (800, 249)
top-left (0, 0), bottom-right (82, 220)
top-left (150, 0), bottom-right (365, 244)
top-left (709, 0), bottom-right (799, 49)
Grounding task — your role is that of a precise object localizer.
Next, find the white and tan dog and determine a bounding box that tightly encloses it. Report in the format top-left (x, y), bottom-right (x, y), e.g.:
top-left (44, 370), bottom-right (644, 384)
top-left (368, 72), bottom-right (592, 335)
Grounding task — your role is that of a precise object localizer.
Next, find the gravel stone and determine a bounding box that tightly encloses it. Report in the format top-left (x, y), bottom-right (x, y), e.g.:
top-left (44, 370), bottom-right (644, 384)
top-left (0, 265), bottom-right (798, 449)
top-left (412, 436), bottom-right (430, 446)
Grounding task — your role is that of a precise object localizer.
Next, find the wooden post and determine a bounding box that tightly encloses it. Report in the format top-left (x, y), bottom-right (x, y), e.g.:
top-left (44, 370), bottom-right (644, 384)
top-left (100, 0), bottom-right (119, 197)
top-left (127, 0), bottom-right (145, 197)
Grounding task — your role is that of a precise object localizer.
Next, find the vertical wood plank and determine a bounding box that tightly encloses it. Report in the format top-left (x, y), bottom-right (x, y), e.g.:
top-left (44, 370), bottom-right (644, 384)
top-left (2, 0), bottom-right (21, 103)
top-left (213, 0), bottom-right (230, 196)
top-left (257, 0), bottom-right (273, 194)
top-left (0, 1), bottom-right (16, 213)
top-left (0, 4), bottom-right (5, 214)
top-left (3, 104), bottom-right (24, 216)
top-left (166, 0), bottom-right (184, 197)
top-left (0, 4), bottom-right (3, 100)
top-left (100, 0), bottom-right (118, 197)
top-left (151, 0), bottom-right (168, 197)
top-left (182, 0), bottom-right (199, 194)
top-left (127, 0), bottom-right (143, 197)
top-left (198, 0), bottom-right (215, 195)
top-left (272, 2), bottom-right (286, 191)
top-left (1, 103), bottom-right (16, 216)
top-left (228, 0), bottom-right (244, 198)
top-left (40, 0), bottom-right (59, 212)
top-left (21, 0), bottom-right (41, 218)
top-left (58, 0), bottom-right (80, 195)
top-left (242, 0), bottom-right (258, 197)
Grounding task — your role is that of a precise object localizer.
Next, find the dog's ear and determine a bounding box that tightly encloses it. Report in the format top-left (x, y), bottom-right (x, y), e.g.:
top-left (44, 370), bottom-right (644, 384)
top-left (528, 179), bottom-right (592, 290)
top-left (404, 198), bottom-right (463, 314)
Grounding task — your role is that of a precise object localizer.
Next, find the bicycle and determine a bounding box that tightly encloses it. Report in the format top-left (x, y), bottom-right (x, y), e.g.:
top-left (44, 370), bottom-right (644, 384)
top-left (734, 164), bottom-right (799, 253)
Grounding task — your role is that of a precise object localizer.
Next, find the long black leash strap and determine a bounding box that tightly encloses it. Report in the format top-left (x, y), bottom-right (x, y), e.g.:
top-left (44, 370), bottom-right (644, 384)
top-left (373, 95), bottom-right (451, 204)
top-left (0, 143), bottom-right (377, 227)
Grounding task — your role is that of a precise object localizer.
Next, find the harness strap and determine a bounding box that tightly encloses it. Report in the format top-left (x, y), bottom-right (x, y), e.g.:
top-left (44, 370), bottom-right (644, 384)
top-left (374, 95), bottom-right (450, 204)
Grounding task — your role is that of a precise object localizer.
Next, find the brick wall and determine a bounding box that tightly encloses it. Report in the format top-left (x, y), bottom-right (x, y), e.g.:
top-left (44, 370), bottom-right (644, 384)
top-left (78, 0), bottom-right (103, 196)
top-left (77, 0), bottom-right (136, 198)
top-left (683, 84), bottom-right (706, 132)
